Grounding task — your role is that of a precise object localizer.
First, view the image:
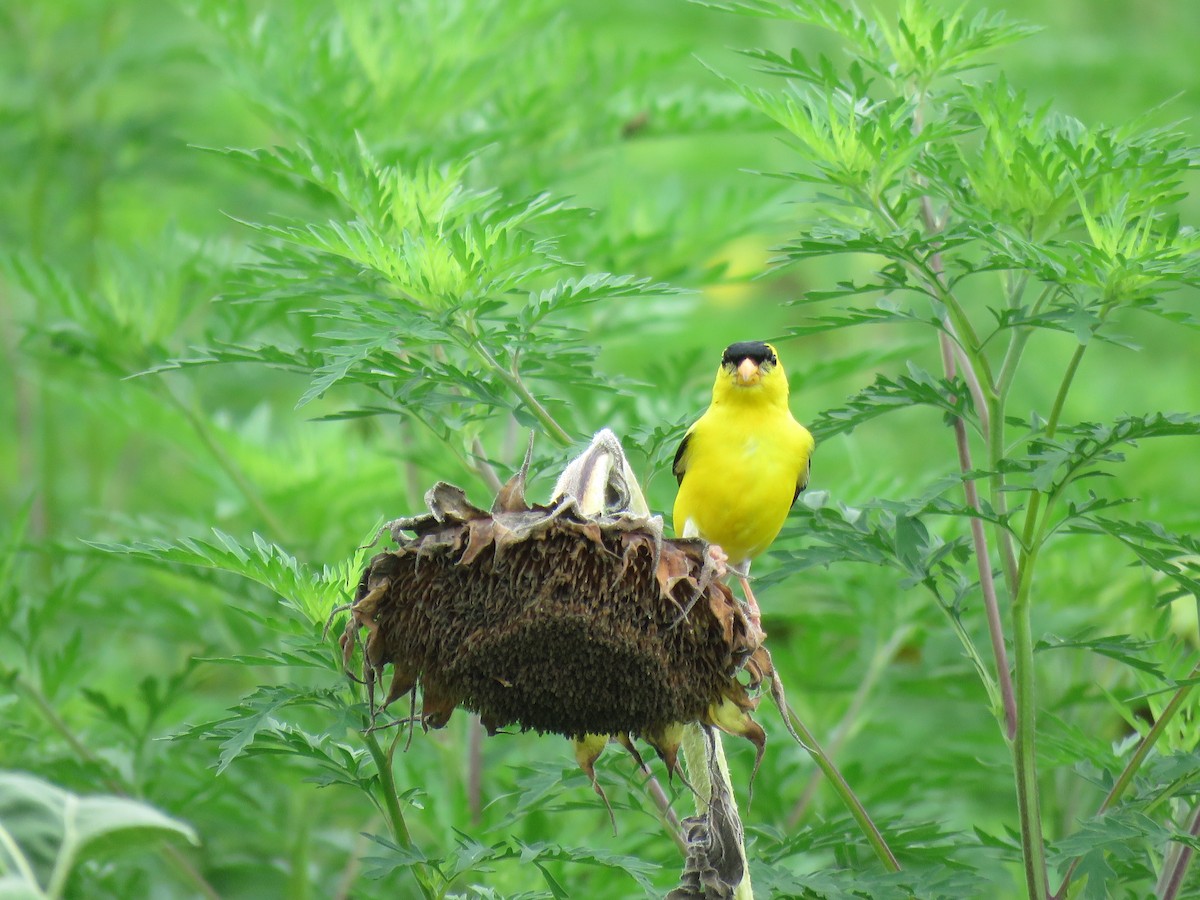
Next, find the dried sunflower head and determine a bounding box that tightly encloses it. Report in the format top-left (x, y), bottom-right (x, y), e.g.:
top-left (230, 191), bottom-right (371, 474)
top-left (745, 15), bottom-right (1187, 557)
top-left (338, 430), bottom-right (772, 779)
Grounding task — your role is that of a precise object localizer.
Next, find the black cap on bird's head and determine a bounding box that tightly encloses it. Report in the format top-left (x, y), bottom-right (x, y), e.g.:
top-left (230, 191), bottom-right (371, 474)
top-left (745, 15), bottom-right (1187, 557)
top-left (719, 340), bottom-right (782, 389)
top-left (721, 341), bottom-right (777, 368)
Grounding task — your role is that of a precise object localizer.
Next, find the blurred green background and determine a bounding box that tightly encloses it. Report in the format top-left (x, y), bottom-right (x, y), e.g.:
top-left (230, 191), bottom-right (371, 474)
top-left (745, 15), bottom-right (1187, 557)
top-left (2, 0), bottom-right (1198, 897)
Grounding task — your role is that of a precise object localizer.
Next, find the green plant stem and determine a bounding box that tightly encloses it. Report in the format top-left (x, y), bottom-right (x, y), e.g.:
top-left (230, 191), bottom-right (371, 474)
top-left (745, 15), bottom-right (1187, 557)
top-left (783, 703), bottom-right (901, 872)
top-left (46, 795), bottom-right (78, 898)
top-left (987, 390), bottom-right (1021, 593)
top-left (1010, 578), bottom-right (1050, 900)
top-left (35, 340), bottom-right (58, 578)
top-left (939, 596), bottom-right (1004, 714)
top-left (1143, 773), bottom-right (1200, 820)
top-left (466, 338), bottom-right (573, 448)
top-left (986, 277), bottom-right (1050, 592)
top-left (1009, 343), bottom-right (1091, 900)
top-left (914, 186), bottom-right (1043, 891)
top-left (1044, 345), bottom-right (1086, 439)
top-left (680, 724), bottom-right (713, 811)
top-left (1017, 342), bottom-right (1087, 560)
top-left (15, 676), bottom-right (222, 900)
top-left (996, 283), bottom-right (1057, 398)
top-left (872, 194), bottom-right (996, 417)
top-left (364, 730), bottom-right (412, 848)
top-left (2, 299), bottom-right (44, 562)
top-left (287, 797), bottom-right (312, 900)
top-left (333, 827), bottom-right (372, 900)
top-left (1106, 680), bottom-right (1198, 811)
top-left (787, 625), bottom-right (914, 828)
top-left (158, 383), bottom-right (287, 538)
top-left (470, 437), bottom-right (504, 492)
top-left (918, 266), bottom-right (996, 408)
top-left (1053, 661), bottom-right (1200, 899)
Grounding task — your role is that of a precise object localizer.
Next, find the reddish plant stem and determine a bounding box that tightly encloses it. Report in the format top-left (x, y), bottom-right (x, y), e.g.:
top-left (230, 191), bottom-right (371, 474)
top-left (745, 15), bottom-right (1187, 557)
top-left (1160, 799), bottom-right (1200, 900)
top-left (1054, 663), bottom-right (1200, 899)
top-left (468, 717), bottom-right (485, 825)
top-left (920, 194), bottom-right (1017, 741)
top-left (917, 190), bottom-right (1040, 895)
top-left (940, 330), bottom-right (1016, 740)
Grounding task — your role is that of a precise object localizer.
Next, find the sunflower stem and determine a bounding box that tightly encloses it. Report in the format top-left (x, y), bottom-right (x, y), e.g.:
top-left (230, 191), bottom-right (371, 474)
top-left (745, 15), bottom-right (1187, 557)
top-left (681, 723), bottom-right (753, 899)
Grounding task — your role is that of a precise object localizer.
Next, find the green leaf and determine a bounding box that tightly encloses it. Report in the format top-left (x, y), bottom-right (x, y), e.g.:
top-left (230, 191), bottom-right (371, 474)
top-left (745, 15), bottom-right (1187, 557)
top-left (533, 861), bottom-right (568, 900)
top-left (213, 688), bottom-right (294, 775)
top-left (1049, 809), bottom-right (1167, 900)
top-left (1067, 516), bottom-right (1200, 601)
top-left (775, 492), bottom-right (971, 595)
top-left (360, 832), bottom-right (431, 880)
top-left (810, 363), bottom-right (972, 441)
top-left (174, 685), bottom-right (351, 776)
top-left (86, 525), bottom-right (374, 626)
top-left (1001, 413), bottom-right (1200, 497)
top-left (1035, 633), bottom-right (1165, 679)
top-left (786, 303), bottom-right (943, 339)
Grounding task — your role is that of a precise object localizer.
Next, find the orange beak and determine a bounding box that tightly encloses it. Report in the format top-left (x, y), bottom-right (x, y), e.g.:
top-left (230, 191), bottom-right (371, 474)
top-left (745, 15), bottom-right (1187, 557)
top-left (736, 358), bottom-right (760, 385)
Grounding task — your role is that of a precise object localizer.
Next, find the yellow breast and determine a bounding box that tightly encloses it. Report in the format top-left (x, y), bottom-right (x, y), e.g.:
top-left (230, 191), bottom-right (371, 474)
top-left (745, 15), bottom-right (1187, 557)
top-left (673, 403), bottom-right (813, 564)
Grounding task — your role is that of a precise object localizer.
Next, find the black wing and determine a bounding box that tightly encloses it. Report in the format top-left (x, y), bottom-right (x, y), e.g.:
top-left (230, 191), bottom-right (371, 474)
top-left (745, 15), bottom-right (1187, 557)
top-left (791, 456), bottom-right (811, 506)
top-left (672, 430), bottom-right (692, 486)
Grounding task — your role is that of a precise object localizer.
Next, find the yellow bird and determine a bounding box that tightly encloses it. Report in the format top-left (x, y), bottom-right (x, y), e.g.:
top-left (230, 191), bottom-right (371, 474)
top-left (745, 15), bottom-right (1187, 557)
top-left (673, 341), bottom-right (814, 624)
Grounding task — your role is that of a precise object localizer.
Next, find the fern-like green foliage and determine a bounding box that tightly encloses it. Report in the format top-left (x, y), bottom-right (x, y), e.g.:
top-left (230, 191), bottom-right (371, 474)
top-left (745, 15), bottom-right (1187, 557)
top-left (4, 0), bottom-right (1200, 897)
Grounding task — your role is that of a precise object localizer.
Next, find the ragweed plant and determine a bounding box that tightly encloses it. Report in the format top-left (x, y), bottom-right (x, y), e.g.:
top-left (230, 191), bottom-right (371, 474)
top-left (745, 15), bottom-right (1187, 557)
top-left (3, 0), bottom-right (1200, 897)
top-left (705, 0), bottom-right (1200, 896)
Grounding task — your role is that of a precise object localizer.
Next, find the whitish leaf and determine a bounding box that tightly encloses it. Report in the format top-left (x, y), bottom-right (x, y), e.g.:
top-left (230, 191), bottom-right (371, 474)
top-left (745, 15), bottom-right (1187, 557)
top-left (0, 876), bottom-right (43, 900)
top-left (0, 772), bottom-right (196, 896)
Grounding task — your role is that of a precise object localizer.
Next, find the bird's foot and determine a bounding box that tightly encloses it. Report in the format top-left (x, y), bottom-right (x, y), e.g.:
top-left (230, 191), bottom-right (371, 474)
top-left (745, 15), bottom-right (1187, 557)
top-left (738, 574), bottom-right (764, 635)
top-left (706, 544), bottom-right (729, 579)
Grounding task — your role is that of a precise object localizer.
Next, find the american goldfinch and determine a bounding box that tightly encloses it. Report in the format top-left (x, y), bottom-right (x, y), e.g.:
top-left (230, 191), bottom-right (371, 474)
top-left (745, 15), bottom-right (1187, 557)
top-left (672, 341), bottom-right (814, 624)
